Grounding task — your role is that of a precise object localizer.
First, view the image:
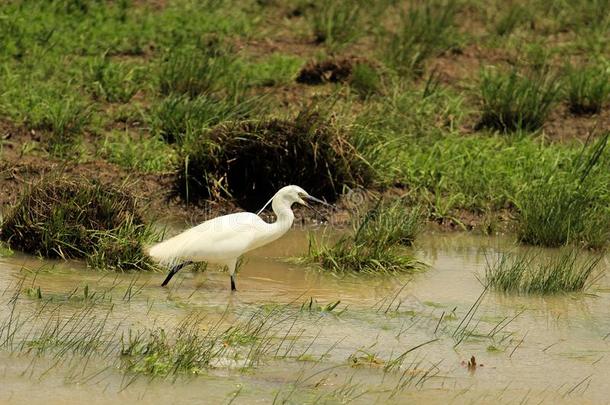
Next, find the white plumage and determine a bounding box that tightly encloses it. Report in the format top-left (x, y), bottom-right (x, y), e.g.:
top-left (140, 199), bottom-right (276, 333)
top-left (148, 185), bottom-right (328, 291)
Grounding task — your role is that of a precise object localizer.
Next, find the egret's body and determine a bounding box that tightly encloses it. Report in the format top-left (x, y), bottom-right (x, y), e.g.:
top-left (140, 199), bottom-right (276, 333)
top-left (149, 185), bottom-right (326, 290)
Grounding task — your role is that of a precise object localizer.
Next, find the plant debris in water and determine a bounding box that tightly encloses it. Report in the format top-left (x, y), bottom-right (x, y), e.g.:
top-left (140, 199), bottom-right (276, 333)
top-left (0, 177), bottom-right (155, 270)
top-left (177, 107), bottom-right (372, 210)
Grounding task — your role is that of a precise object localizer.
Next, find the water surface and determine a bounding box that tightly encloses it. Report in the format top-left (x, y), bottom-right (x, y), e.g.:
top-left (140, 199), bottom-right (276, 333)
top-left (0, 230), bottom-right (608, 404)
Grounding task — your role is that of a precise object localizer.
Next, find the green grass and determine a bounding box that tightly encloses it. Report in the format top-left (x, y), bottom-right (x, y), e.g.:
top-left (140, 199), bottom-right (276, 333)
top-left (158, 43), bottom-right (236, 98)
top-left (308, 0), bottom-right (364, 47)
top-left (239, 54), bottom-right (304, 87)
top-left (357, 199), bottom-right (423, 247)
top-left (382, 0), bottom-right (459, 76)
top-left (0, 0), bottom-right (609, 247)
top-left (486, 249), bottom-right (602, 294)
top-left (100, 132), bottom-right (177, 172)
top-left (565, 64), bottom-right (610, 114)
top-left (493, 4), bottom-right (531, 37)
top-left (151, 93), bottom-right (261, 145)
top-left (87, 56), bottom-right (145, 103)
top-left (477, 67), bottom-right (560, 132)
top-left (349, 63), bottom-right (382, 99)
top-left (0, 298), bottom-right (322, 378)
top-left (5, 89), bottom-right (93, 156)
top-left (514, 133), bottom-right (610, 248)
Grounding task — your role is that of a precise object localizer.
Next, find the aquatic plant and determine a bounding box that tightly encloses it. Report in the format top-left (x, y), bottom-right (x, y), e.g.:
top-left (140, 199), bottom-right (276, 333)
top-left (0, 177), bottom-right (156, 270)
top-left (304, 200), bottom-right (424, 273)
top-left (485, 249), bottom-right (602, 294)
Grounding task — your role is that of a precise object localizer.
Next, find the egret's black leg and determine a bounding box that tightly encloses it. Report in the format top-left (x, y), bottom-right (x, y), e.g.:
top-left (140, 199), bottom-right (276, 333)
top-left (230, 274), bottom-right (236, 292)
top-left (161, 261), bottom-right (193, 287)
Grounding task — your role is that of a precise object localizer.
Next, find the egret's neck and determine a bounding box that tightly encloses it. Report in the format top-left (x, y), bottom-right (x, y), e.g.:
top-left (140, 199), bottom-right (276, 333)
top-left (271, 197), bottom-right (295, 233)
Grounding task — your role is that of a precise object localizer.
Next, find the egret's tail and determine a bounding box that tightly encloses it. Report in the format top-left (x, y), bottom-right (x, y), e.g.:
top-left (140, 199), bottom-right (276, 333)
top-left (148, 236), bottom-right (187, 267)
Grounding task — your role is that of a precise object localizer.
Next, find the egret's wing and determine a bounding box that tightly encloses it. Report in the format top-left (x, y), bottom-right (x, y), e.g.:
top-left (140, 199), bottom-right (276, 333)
top-left (148, 212), bottom-right (269, 266)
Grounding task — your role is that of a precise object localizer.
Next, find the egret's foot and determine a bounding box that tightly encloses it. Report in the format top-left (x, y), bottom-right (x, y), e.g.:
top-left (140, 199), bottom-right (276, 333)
top-left (230, 275), bottom-right (237, 292)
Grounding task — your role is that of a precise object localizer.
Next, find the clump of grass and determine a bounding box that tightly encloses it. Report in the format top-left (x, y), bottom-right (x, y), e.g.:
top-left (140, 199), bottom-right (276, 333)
top-left (477, 67), bottom-right (560, 132)
top-left (308, 0), bottom-right (363, 47)
top-left (28, 96), bottom-right (91, 155)
top-left (158, 43), bottom-right (235, 98)
top-left (494, 4), bottom-right (530, 37)
top-left (151, 94), bottom-right (259, 144)
top-left (485, 249), bottom-right (602, 294)
top-left (359, 199), bottom-right (424, 246)
top-left (304, 200), bottom-right (424, 273)
top-left (514, 133), bottom-right (610, 248)
top-left (382, 0), bottom-right (458, 76)
top-left (565, 64), bottom-right (609, 114)
top-left (100, 131), bottom-right (177, 172)
top-left (87, 56), bottom-right (143, 103)
top-left (0, 177), bottom-right (155, 270)
top-left (515, 176), bottom-right (610, 248)
top-left (177, 107), bottom-right (372, 209)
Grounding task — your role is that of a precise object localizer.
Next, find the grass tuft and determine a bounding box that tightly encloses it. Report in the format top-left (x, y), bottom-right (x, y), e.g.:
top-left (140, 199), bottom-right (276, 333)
top-left (27, 96), bottom-right (92, 156)
top-left (308, 0), bottom-right (363, 47)
top-left (0, 177), bottom-right (156, 270)
top-left (382, 0), bottom-right (458, 76)
top-left (494, 4), bottom-right (531, 37)
top-left (177, 107), bottom-right (373, 209)
top-left (514, 133), bottom-right (610, 248)
top-left (158, 43), bottom-right (236, 98)
top-left (349, 63), bottom-right (382, 99)
top-left (565, 64), bottom-right (610, 115)
top-left (87, 56), bottom-right (143, 103)
top-left (486, 249), bottom-right (602, 294)
top-left (477, 67), bottom-right (560, 132)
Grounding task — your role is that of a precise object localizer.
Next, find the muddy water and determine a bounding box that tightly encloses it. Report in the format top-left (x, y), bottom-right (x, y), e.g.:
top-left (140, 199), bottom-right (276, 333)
top-left (0, 230), bottom-right (608, 404)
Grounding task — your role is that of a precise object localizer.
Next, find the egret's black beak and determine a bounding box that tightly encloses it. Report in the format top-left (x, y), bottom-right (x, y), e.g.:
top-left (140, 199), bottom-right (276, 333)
top-left (303, 195), bottom-right (331, 207)
top-left (300, 194), bottom-right (331, 219)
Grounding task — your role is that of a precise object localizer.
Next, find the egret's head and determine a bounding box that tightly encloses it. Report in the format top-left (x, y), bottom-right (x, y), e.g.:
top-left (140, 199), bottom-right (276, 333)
top-left (276, 185), bottom-right (329, 207)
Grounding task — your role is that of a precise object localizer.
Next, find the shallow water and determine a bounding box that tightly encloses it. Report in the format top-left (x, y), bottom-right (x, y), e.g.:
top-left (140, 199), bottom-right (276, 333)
top-left (0, 230), bottom-right (608, 404)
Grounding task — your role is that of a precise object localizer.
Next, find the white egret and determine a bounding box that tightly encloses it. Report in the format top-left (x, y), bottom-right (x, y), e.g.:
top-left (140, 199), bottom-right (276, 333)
top-left (149, 185), bottom-right (329, 291)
